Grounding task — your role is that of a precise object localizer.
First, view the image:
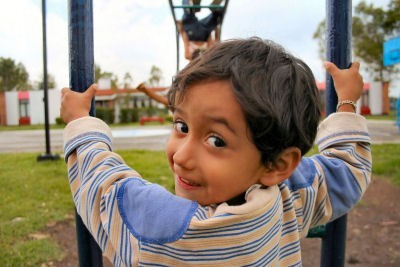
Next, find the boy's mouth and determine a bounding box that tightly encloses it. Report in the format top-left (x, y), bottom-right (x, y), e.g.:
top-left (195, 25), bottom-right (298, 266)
top-left (177, 176), bottom-right (201, 190)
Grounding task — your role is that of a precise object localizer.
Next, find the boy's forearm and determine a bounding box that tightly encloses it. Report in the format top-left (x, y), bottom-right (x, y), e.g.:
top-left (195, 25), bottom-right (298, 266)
top-left (313, 112), bottom-right (371, 222)
top-left (63, 117), bottom-right (141, 256)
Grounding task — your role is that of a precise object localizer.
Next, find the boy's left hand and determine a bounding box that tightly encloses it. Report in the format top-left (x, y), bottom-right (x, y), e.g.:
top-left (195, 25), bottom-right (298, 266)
top-left (60, 83), bottom-right (97, 124)
top-left (324, 61), bottom-right (363, 103)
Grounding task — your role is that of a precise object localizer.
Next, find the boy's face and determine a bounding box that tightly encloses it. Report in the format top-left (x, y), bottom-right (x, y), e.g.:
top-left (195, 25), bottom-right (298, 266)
top-left (166, 80), bottom-right (269, 206)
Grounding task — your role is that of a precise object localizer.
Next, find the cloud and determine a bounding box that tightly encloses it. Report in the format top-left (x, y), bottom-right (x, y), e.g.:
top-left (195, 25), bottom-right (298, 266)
top-left (0, 0), bottom-right (43, 81)
top-left (221, 0), bottom-right (326, 80)
top-left (93, 0), bottom-right (177, 86)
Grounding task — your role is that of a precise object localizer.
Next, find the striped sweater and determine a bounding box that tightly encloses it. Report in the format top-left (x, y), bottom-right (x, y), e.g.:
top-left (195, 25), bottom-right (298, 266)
top-left (63, 112), bottom-right (371, 266)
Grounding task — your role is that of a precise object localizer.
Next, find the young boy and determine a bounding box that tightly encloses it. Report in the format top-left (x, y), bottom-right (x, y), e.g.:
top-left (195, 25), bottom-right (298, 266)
top-left (61, 37), bottom-right (371, 266)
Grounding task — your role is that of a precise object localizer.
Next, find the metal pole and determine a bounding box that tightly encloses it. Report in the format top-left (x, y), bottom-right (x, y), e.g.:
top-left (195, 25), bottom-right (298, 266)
top-left (37, 0), bottom-right (59, 161)
top-left (168, 0), bottom-right (180, 71)
top-left (68, 0), bottom-right (102, 266)
top-left (321, 0), bottom-right (352, 266)
top-left (176, 28), bottom-right (180, 71)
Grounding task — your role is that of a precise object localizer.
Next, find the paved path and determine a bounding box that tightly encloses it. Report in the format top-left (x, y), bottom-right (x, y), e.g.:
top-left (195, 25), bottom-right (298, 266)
top-left (0, 125), bottom-right (172, 154)
top-left (0, 120), bottom-right (399, 154)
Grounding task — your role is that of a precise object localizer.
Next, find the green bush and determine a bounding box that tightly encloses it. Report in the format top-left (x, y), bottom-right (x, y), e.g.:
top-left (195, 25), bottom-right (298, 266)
top-left (120, 108), bottom-right (139, 123)
top-left (137, 107), bottom-right (169, 118)
top-left (95, 108), bottom-right (114, 124)
top-left (54, 117), bottom-right (65, 125)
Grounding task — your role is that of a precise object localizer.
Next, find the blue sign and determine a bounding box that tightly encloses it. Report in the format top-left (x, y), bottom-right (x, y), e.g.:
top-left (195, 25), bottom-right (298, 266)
top-left (383, 36), bottom-right (400, 67)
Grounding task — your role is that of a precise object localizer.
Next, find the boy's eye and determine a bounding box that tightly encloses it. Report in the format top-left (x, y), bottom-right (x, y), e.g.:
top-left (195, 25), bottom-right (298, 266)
top-left (207, 136), bottom-right (226, 148)
top-left (173, 121), bottom-right (189, 134)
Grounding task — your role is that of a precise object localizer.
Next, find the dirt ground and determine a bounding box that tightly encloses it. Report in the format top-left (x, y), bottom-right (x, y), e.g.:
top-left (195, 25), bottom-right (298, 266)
top-left (45, 176), bottom-right (400, 267)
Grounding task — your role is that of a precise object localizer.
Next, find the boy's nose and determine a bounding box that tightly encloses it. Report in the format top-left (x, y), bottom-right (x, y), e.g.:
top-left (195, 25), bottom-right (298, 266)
top-left (173, 138), bottom-right (196, 170)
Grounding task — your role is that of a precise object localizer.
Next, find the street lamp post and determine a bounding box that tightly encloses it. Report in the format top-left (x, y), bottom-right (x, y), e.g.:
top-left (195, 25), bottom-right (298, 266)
top-left (37, 0), bottom-right (59, 162)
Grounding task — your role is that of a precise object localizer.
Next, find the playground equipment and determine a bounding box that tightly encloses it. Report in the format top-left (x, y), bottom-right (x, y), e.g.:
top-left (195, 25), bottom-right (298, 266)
top-left (67, 1), bottom-right (354, 266)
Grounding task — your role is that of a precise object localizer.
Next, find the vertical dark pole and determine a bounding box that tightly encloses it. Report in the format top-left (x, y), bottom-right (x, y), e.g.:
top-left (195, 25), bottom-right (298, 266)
top-left (176, 29), bottom-right (180, 71)
top-left (42, 0), bottom-right (50, 154)
top-left (68, 0), bottom-right (102, 266)
top-left (37, 0), bottom-right (59, 161)
top-left (168, 0), bottom-right (180, 71)
top-left (321, 0), bottom-right (352, 266)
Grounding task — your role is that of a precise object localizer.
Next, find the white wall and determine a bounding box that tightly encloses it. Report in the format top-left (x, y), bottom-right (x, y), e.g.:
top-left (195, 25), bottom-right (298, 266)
top-left (5, 92), bottom-right (18, 126)
top-left (30, 90), bottom-right (43, 125)
top-left (49, 89), bottom-right (61, 124)
top-left (5, 89), bottom-right (61, 126)
top-left (370, 81), bottom-right (383, 115)
top-left (30, 89), bottom-right (61, 125)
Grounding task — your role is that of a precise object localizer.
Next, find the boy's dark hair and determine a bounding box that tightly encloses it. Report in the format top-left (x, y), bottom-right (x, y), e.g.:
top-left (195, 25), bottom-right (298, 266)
top-left (168, 37), bottom-right (321, 166)
top-left (191, 48), bottom-right (203, 61)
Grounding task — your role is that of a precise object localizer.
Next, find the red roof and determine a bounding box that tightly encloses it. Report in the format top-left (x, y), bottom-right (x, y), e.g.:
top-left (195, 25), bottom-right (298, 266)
top-left (95, 83), bottom-right (370, 96)
top-left (95, 87), bottom-right (168, 96)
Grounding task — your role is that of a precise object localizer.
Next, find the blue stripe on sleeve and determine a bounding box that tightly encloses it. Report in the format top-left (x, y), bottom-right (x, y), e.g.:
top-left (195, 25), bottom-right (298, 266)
top-left (314, 155), bottom-right (362, 220)
top-left (64, 132), bottom-right (112, 162)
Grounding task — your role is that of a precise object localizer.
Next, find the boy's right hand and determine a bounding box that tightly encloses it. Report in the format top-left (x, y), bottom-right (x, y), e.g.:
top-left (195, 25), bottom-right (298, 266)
top-left (324, 61), bottom-right (364, 108)
top-left (60, 83), bottom-right (97, 124)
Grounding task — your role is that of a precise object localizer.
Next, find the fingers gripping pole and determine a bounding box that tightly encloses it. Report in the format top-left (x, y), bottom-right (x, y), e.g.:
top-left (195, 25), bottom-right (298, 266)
top-left (68, 1), bottom-right (103, 266)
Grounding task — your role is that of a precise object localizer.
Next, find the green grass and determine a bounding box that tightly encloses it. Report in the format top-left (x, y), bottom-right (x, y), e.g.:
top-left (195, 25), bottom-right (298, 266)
top-left (370, 144), bottom-right (400, 185)
top-left (0, 153), bottom-right (71, 266)
top-left (363, 113), bottom-right (396, 121)
top-left (0, 144), bottom-right (399, 266)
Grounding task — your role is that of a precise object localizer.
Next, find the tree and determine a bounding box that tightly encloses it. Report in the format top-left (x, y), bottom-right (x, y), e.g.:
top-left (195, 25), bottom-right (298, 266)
top-left (0, 57), bottom-right (30, 91)
top-left (123, 72), bottom-right (133, 89)
top-left (94, 64), bottom-right (119, 88)
top-left (384, 0), bottom-right (400, 37)
top-left (352, 1), bottom-right (397, 82)
top-left (35, 73), bottom-right (56, 90)
top-left (148, 65), bottom-right (163, 86)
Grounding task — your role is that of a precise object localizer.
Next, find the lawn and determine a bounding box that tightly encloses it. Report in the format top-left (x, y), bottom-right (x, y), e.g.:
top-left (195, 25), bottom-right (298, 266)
top-left (0, 144), bottom-right (399, 266)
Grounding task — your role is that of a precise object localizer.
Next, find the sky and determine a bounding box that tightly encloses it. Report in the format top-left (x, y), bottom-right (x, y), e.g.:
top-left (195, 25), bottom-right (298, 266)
top-left (0, 0), bottom-right (397, 96)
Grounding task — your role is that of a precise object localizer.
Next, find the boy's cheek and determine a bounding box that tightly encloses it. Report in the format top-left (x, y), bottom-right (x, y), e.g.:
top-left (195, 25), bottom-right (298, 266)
top-left (165, 139), bottom-right (176, 168)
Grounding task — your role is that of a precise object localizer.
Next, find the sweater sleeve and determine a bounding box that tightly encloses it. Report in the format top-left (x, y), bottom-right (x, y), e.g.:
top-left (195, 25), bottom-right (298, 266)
top-left (284, 112), bottom-right (372, 236)
top-left (63, 117), bottom-right (198, 266)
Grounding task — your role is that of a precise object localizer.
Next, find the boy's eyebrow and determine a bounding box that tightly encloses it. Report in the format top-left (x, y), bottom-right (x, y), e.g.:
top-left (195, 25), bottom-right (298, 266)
top-left (173, 107), bottom-right (237, 135)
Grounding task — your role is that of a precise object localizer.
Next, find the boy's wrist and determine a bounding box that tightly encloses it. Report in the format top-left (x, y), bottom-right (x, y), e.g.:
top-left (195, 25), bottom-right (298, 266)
top-left (336, 100), bottom-right (357, 112)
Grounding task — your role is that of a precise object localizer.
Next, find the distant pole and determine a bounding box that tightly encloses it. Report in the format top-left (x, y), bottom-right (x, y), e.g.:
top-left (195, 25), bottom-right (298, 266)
top-left (37, 0), bottom-right (59, 161)
top-left (68, 0), bottom-right (103, 266)
top-left (321, 0), bottom-right (352, 266)
top-left (168, 0), bottom-right (180, 71)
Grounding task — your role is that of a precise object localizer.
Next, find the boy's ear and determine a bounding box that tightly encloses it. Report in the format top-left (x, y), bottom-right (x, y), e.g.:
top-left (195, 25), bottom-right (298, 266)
top-left (259, 147), bottom-right (302, 187)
